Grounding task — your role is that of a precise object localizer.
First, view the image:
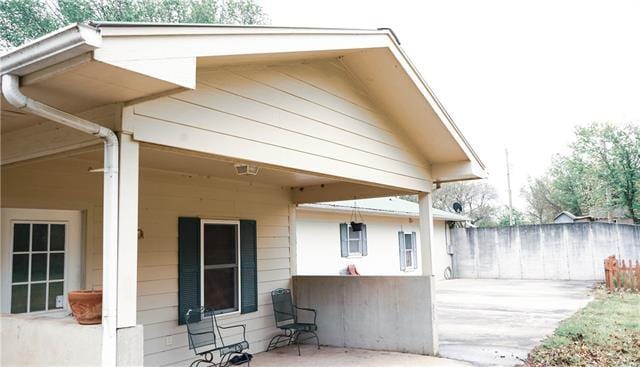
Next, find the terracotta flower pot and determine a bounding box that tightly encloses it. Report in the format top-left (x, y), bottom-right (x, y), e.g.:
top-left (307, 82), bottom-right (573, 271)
top-left (68, 290), bottom-right (102, 325)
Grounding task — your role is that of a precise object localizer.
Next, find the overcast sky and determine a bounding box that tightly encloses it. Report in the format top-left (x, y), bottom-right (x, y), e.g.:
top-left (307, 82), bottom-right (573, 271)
top-left (258, 0), bottom-right (640, 210)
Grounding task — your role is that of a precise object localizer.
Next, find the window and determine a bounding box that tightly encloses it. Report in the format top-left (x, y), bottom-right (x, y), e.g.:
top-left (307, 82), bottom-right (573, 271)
top-left (348, 225), bottom-right (363, 255)
top-left (201, 220), bottom-right (240, 314)
top-left (398, 231), bottom-right (418, 271)
top-left (339, 223), bottom-right (367, 257)
top-left (1, 209), bottom-right (81, 315)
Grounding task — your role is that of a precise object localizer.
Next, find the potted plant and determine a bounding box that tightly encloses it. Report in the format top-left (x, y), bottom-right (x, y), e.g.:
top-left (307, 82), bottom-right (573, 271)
top-left (68, 290), bottom-right (102, 325)
top-left (350, 199), bottom-right (365, 231)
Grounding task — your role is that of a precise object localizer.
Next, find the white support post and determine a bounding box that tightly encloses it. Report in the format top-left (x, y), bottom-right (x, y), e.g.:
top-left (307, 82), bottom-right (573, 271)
top-left (117, 133), bottom-right (139, 329)
top-left (418, 191), bottom-right (438, 355)
top-left (288, 204), bottom-right (298, 276)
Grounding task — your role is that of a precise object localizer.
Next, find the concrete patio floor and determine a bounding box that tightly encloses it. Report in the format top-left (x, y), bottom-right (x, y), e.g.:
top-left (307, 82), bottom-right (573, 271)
top-left (252, 345), bottom-right (473, 366)
top-left (436, 279), bottom-right (595, 367)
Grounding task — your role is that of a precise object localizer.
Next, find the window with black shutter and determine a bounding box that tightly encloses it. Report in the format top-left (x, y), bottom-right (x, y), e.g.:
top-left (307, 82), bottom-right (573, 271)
top-left (178, 217), bottom-right (257, 325)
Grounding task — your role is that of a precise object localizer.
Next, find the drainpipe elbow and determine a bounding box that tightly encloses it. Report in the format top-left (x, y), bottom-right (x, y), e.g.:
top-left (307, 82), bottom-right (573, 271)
top-left (97, 126), bottom-right (118, 146)
top-left (2, 74), bottom-right (28, 109)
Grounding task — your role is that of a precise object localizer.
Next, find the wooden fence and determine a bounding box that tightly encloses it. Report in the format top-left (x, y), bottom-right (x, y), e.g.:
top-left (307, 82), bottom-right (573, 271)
top-left (604, 255), bottom-right (640, 292)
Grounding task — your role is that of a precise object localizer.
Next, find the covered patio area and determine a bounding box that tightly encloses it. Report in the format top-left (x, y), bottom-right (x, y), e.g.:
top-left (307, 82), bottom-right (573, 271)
top-left (1, 23), bottom-right (486, 366)
top-left (253, 345), bottom-right (471, 367)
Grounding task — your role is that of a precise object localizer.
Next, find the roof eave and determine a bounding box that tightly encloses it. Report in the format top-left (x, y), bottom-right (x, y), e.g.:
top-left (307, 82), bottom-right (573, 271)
top-left (0, 23), bottom-right (101, 76)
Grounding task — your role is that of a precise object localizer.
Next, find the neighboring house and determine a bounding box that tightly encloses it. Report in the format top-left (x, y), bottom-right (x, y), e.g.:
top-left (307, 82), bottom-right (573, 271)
top-left (554, 211), bottom-right (594, 224)
top-left (0, 23), bottom-right (485, 366)
top-left (554, 210), bottom-right (635, 225)
top-left (296, 197), bottom-right (469, 279)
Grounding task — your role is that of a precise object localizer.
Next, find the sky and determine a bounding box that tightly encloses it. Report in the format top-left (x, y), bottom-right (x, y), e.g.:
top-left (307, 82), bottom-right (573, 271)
top-left (257, 0), bottom-right (640, 210)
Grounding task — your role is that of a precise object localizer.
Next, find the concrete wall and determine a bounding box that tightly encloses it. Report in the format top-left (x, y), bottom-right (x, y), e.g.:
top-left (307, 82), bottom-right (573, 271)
top-left (0, 314), bottom-right (143, 366)
top-left (451, 223), bottom-right (640, 280)
top-left (296, 210), bottom-right (452, 279)
top-left (293, 275), bottom-right (435, 355)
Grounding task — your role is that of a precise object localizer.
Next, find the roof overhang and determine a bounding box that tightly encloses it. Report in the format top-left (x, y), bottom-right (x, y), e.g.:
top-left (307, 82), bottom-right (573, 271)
top-left (297, 202), bottom-right (470, 222)
top-left (1, 22), bottom-right (486, 183)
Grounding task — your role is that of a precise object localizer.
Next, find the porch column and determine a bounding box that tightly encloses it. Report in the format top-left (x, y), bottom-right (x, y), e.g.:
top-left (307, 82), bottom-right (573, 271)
top-left (418, 191), bottom-right (438, 355)
top-left (117, 133), bottom-right (139, 328)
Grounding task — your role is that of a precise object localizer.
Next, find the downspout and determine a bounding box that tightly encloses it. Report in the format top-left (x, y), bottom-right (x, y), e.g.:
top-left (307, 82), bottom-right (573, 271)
top-left (2, 74), bottom-right (119, 367)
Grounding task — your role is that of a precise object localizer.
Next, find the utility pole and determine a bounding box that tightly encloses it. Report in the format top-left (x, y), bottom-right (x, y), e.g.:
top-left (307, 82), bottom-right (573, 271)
top-left (505, 148), bottom-right (514, 226)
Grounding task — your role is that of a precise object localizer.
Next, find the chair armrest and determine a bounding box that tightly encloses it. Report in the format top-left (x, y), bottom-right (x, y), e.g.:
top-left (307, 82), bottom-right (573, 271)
top-left (218, 324), bottom-right (247, 341)
top-left (294, 306), bottom-right (317, 324)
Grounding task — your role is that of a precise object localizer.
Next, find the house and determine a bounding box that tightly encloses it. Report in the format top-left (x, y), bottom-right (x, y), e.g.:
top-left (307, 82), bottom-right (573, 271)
top-left (554, 210), bottom-right (635, 225)
top-left (296, 197), bottom-right (469, 279)
top-left (0, 22), bottom-right (485, 366)
top-left (553, 211), bottom-right (594, 224)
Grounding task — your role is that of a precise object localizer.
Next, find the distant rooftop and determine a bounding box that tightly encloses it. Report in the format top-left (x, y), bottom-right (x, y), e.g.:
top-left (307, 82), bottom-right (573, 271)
top-left (298, 197), bottom-right (470, 222)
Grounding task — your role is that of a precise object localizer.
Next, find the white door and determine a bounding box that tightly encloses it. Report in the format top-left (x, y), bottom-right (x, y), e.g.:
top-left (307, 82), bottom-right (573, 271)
top-left (1, 209), bottom-right (82, 314)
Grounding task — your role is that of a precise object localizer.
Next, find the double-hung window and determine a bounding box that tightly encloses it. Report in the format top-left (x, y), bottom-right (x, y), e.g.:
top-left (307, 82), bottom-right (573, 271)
top-left (398, 231), bottom-right (418, 271)
top-left (339, 223), bottom-right (368, 257)
top-left (201, 220), bottom-right (240, 314)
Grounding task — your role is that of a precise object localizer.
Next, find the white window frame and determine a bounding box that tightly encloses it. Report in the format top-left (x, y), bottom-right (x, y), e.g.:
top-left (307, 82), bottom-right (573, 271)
top-left (404, 232), bottom-right (416, 270)
top-left (1, 208), bottom-right (82, 315)
top-left (400, 231), bottom-right (418, 271)
top-left (200, 219), bottom-right (241, 316)
top-left (347, 224), bottom-right (364, 257)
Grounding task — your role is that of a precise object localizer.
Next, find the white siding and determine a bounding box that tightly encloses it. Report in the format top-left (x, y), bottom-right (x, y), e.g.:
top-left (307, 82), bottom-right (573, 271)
top-left (1, 157), bottom-right (293, 366)
top-left (124, 60), bottom-right (431, 191)
top-left (296, 211), bottom-right (452, 279)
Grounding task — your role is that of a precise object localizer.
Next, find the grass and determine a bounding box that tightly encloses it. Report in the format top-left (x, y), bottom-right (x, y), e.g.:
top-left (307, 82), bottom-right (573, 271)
top-left (523, 286), bottom-right (640, 367)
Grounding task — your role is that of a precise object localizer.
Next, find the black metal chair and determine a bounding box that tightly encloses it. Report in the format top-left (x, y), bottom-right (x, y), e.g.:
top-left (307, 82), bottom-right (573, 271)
top-left (185, 307), bottom-right (251, 367)
top-left (266, 288), bottom-right (320, 356)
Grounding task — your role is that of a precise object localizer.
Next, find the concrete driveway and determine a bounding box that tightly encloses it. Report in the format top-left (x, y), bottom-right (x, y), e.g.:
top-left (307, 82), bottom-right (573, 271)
top-left (436, 279), bottom-right (595, 367)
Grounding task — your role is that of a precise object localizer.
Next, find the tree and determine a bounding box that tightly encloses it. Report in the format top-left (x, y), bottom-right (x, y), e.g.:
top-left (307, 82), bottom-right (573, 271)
top-left (548, 151), bottom-right (602, 217)
top-left (431, 181), bottom-right (500, 227)
top-left (571, 123), bottom-right (640, 223)
top-left (520, 177), bottom-right (560, 224)
top-left (497, 207), bottom-right (526, 226)
top-left (523, 122), bottom-right (640, 224)
top-left (0, 0), bottom-right (268, 50)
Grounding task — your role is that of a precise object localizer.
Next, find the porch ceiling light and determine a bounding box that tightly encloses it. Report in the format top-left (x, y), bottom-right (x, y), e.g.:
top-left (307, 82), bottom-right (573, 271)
top-left (234, 163), bottom-right (259, 176)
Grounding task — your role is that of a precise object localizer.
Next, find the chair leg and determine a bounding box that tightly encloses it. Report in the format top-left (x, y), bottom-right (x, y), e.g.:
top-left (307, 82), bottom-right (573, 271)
top-left (294, 331), bottom-right (301, 356)
top-left (311, 331), bottom-right (320, 350)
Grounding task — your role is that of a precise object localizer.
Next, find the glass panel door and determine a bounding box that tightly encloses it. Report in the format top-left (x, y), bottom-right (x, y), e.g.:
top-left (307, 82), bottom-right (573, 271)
top-left (10, 222), bottom-right (66, 314)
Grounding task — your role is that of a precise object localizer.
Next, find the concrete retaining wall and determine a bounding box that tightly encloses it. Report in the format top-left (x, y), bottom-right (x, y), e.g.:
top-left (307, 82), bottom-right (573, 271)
top-left (293, 275), bottom-right (435, 355)
top-left (451, 222), bottom-right (640, 280)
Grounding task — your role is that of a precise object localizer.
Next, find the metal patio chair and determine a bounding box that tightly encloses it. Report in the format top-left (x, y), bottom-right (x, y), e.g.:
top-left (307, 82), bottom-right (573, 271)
top-left (266, 288), bottom-right (320, 356)
top-left (185, 307), bottom-right (251, 367)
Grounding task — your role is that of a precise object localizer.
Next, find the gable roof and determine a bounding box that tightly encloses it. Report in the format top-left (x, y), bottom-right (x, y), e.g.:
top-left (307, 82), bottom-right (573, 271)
top-left (1, 22), bottom-right (485, 183)
top-left (298, 197), bottom-right (470, 222)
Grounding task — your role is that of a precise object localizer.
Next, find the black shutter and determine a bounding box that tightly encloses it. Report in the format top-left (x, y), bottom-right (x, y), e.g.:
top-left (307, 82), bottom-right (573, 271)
top-left (361, 224), bottom-right (368, 256)
top-left (178, 217), bottom-right (201, 325)
top-left (398, 231), bottom-right (406, 271)
top-left (339, 223), bottom-right (348, 257)
top-left (240, 220), bottom-right (258, 314)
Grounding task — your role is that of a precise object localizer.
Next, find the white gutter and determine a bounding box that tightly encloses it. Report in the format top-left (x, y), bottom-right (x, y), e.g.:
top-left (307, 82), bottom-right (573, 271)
top-left (2, 74), bottom-right (119, 367)
top-left (1, 23), bottom-right (101, 76)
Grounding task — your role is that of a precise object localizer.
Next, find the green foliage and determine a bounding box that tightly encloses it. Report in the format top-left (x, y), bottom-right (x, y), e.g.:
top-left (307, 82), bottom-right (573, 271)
top-left (520, 176), bottom-right (560, 224)
top-left (524, 122), bottom-right (640, 224)
top-left (497, 207), bottom-right (526, 226)
top-left (526, 289), bottom-right (640, 367)
top-left (0, 0), bottom-right (268, 49)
